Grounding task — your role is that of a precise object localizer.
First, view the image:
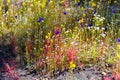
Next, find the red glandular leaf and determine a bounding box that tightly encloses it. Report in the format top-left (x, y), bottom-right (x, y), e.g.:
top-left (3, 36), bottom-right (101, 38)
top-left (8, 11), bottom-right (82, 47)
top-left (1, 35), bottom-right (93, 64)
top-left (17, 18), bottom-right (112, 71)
top-left (68, 48), bottom-right (76, 62)
top-left (102, 76), bottom-right (111, 80)
top-left (113, 73), bottom-right (120, 80)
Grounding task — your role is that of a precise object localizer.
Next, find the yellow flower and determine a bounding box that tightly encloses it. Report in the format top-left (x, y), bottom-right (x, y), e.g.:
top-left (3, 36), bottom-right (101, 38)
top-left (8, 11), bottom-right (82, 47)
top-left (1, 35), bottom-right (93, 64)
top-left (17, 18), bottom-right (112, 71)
top-left (108, 0), bottom-right (111, 4)
top-left (70, 61), bottom-right (76, 69)
top-left (91, 2), bottom-right (96, 7)
top-left (45, 35), bottom-right (49, 39)
top-left (79, 18), bottom-right (84, 23)
top-left (0, 7), bottom-right (2, 16)
top-left (50, 39), bottom-right (53, 43)
top-left (117, 44), bottom-right (120, 49)
top-left (39, 0), bottom-right (46, 9)
top-left (83, 13), bottom-right (86, 17)
top-left (81, 7), bottom-right (85, 10)
top-left (7, 0), bottom-right (10, 3)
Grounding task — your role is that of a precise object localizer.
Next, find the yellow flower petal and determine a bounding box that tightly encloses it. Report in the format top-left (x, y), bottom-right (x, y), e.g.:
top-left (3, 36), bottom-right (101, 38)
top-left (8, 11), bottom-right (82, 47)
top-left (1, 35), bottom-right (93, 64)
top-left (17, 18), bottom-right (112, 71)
top-left (45, 35), bottom-right (49, 39)
top-left (91, 2), bottom-right (96, 7)
top-left (117, 44), bottom-right (120, 49)
top-left (70, 61), bottom-right (76, 69)
top-left (79, 18), bottom-right (84, 23)
top-left (50, 39), bottom-right (53, 43)
top-left (7, 0), bottom-right (10, 3)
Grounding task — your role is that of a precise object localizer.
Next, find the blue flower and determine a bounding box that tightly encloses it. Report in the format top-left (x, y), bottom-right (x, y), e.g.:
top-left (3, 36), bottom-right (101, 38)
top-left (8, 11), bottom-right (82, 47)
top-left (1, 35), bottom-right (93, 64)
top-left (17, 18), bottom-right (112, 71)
top-left (88, 23), bottom-right (92, 27)
top-left (55, 30), bottom-right (60, 35)
top-left (37, 17), bottom-right (44, 22)
top-left (48, 0), bottom-right (50, 2)
top-left (76, 19), bottom-right (79, 22)
top-left (112, 10), bottom-right (116, 14)
top-left (118, 38), bottom-right (120, 43)
top-left (94, 10), bottom-right (96, 14)
top-left (77, 2), bottom-right (81, 6)
top-left (63, 12), bottom-right (67, 15)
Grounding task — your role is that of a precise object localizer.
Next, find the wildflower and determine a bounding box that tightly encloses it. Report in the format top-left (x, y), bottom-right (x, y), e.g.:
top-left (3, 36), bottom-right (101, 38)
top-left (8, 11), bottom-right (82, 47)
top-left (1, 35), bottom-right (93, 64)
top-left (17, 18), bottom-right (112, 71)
top-left (45, 35), bottom-right (49, 39)
top-left (81, 7), bottom-right (85, 10)
top-left (117, 38), bottom-right (120, 49)
top-left (55, 30), bottom-right (60, 35)
top-left (94, 10), bottom-right (96, 14)
top-left (96, 27), bottom-right (100, 30)
top-left (118, 38), bottom-right (120, 43)
top-left (112, 10), bottom-right (116, 14)
top-left (54, 26), bottom-right (60, 35)
top-left (69, 61), bottom-right (76, 69)
top-left (102, 27), bottom-right (107, 31)
top-left (88, 23), bottom-right (92, 27)
top-left (48, 0), bottom-right (50, 2)
top-left (37, 17), bottom-right (44, 22)
top-left (79, 18), bottom-right (84, 23)
top-left (83, 13), bottom-right (86, 17)
top-left (63, 11), bottom-right (67, 15)
top-left (7, 0), bottom-right (10, 3)
top-left (50, 39), bottom-right (53, 44)
top-left (76, 19), bottom-right (79, 22)
top-left (91, 2), bottom-right (96, 7)
top-left (77, 2), bottom-right (81, 6)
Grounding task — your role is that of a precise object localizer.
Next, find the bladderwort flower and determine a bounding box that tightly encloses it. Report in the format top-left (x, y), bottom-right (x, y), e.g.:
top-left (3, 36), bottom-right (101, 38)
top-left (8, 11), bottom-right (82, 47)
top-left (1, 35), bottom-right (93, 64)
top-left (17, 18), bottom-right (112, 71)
top-left (94, 10), bottom-right (96, 14)
top-left (54, 26), bottom-right (60, 35)
top-left (55, 30), bottom-right (60, 35)
top-left (88, 23), bottom-right (92, 28)
top-left (63, 11), bottom-right (67, 15)
top-left (118, 38), bottom-right (120, 43)
top-left (48, 0), bottom-right (50, 2)
top-left (37, 17), bottom-right (44, 22)
top-left (76, 19), bottom-right (79, 22)
top-left (77, 2), bottom-right (81, 6)
top-left (117, 38), bottom-right (120, 49)
top-left (112, 10), bottom-right (116, 14)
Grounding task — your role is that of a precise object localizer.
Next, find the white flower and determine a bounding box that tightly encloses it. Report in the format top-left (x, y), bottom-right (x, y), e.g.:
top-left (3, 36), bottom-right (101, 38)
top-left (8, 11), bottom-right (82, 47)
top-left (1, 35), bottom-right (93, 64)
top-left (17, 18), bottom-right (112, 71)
top-left (96, 27), bottom-right (100, 30)
top-left (101, 33), bottom-right (106, 37)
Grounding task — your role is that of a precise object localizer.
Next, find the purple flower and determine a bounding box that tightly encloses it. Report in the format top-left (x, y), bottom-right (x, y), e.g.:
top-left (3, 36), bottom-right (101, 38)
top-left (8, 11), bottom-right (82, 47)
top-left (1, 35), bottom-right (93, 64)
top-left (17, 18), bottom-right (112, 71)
top-left (118, 38), bottom-right (120, 43)
top-left (77, 2), bottom-right (81, 6)
top-left (55, 30), bottom-right (60, 35)
top-left (88, 23), bottom-right (92, 27)
top-left (37, 17), bottom-right (44, 22)
top-left (63, 12), bottom-right (67, 15)
top-left (112, 10), bottom-right (116, 14)
top-left (48, 0), bottom-right (50, 2)
top-left (94, 10), bottom-right (96, 14)
top-left (76, 19), bottom-right (79, 22)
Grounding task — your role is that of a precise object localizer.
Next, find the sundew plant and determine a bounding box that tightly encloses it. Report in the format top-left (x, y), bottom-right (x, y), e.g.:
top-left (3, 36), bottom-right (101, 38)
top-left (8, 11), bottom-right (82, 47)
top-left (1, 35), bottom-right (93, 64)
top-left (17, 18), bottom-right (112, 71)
top-left (0, 0), bottom-right (120, 79)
